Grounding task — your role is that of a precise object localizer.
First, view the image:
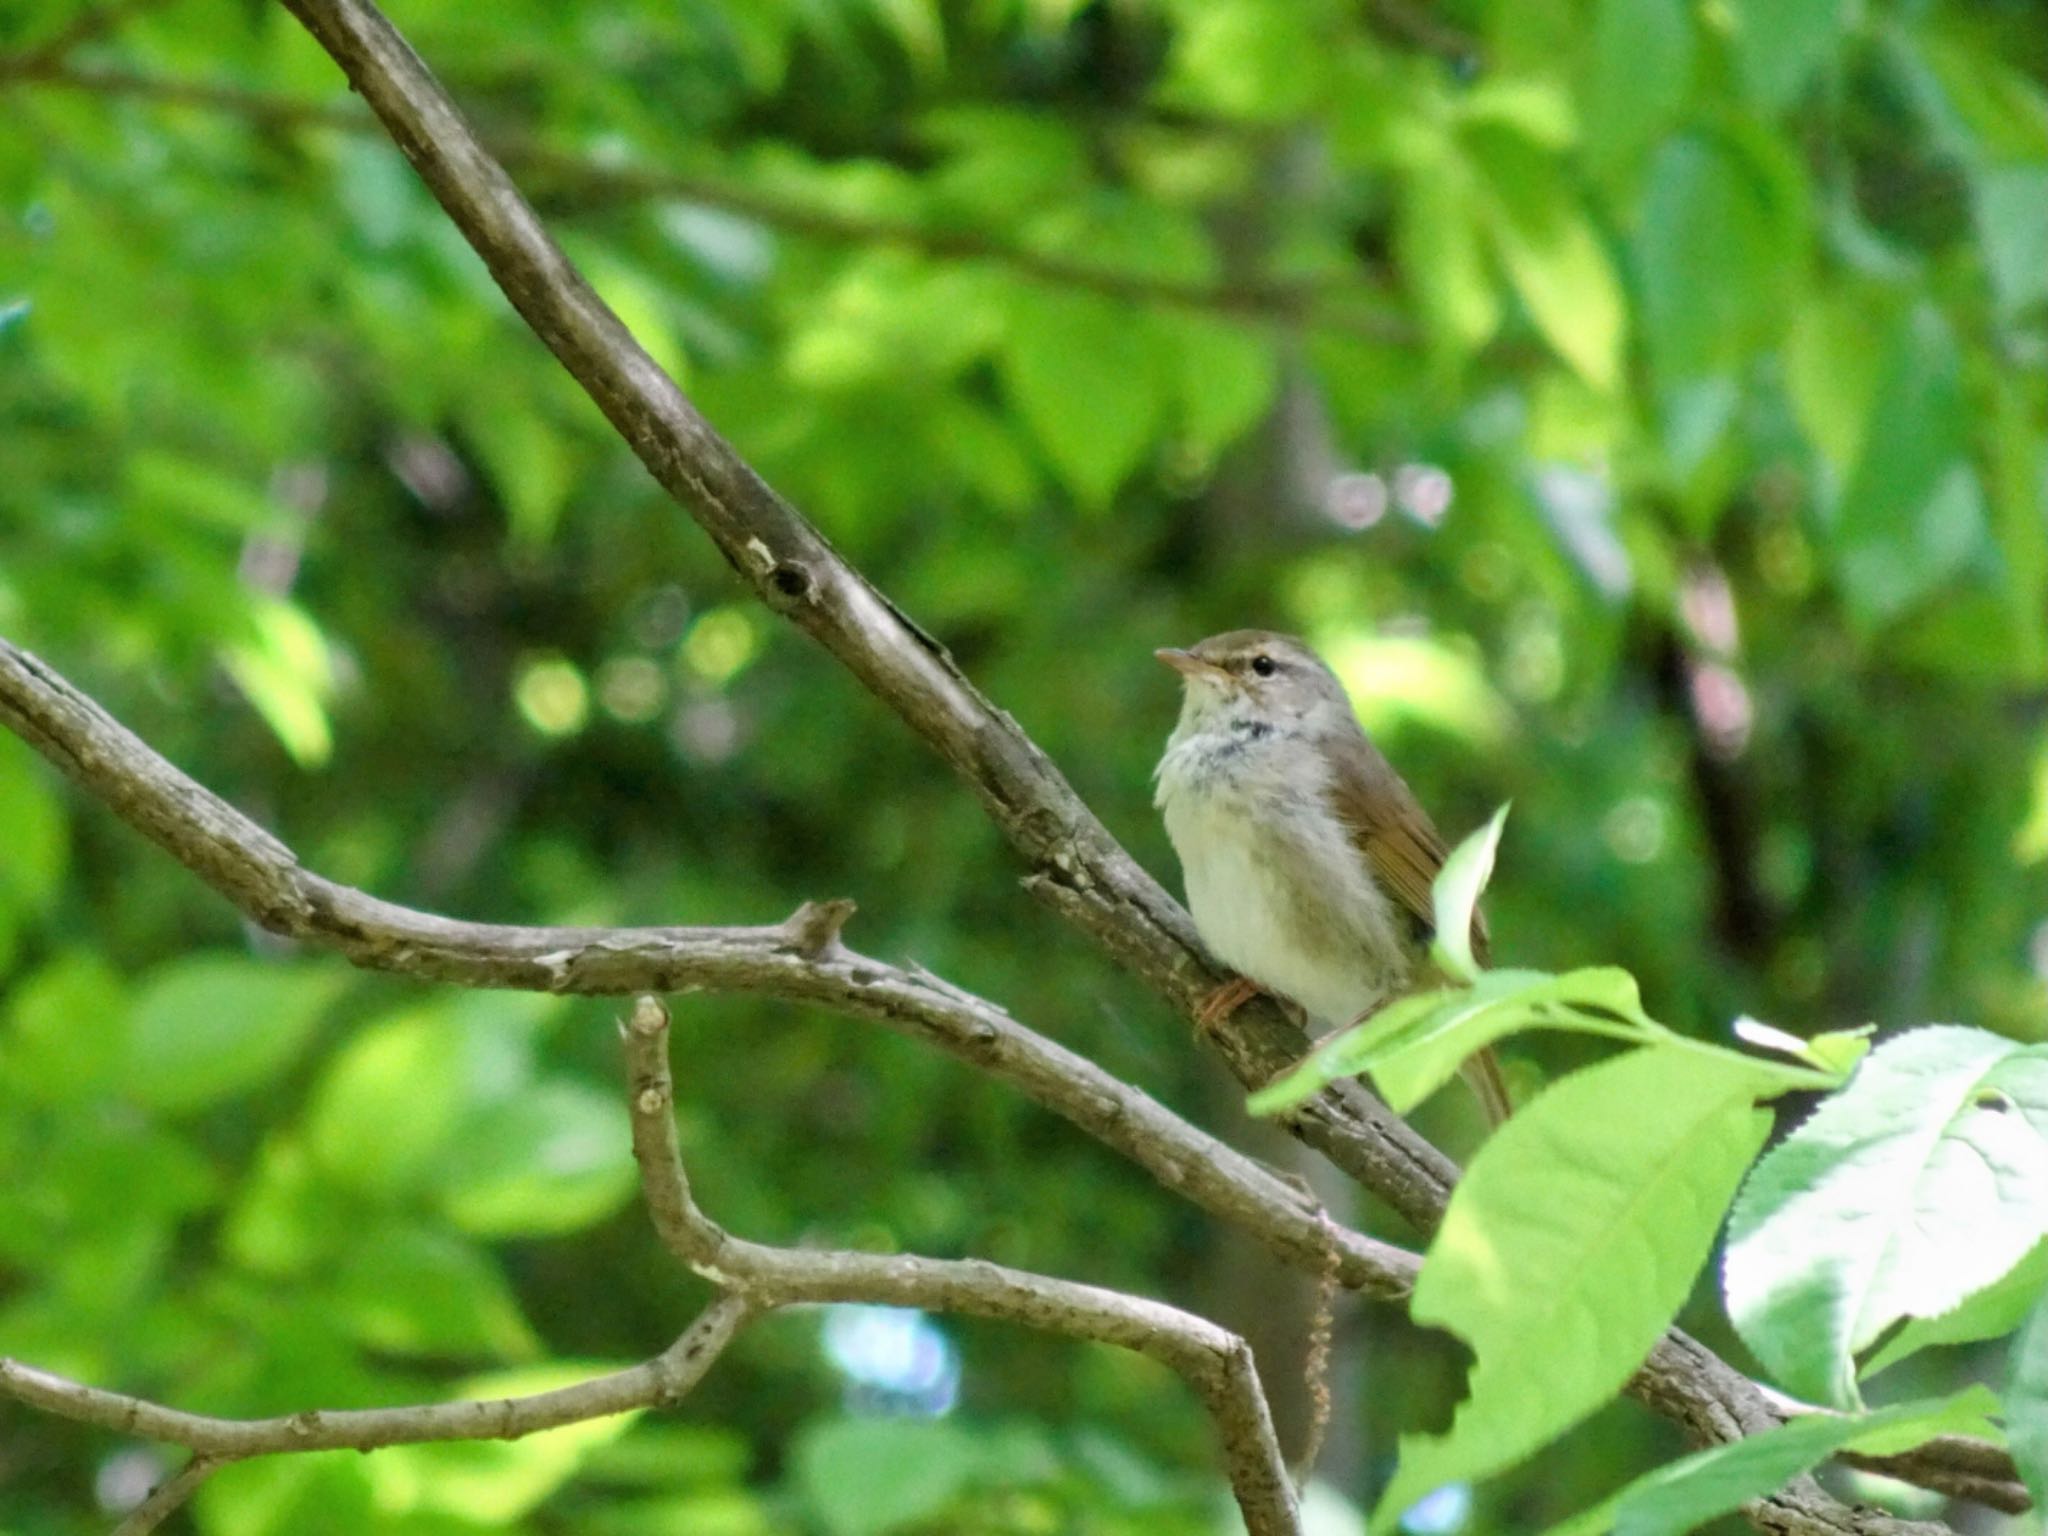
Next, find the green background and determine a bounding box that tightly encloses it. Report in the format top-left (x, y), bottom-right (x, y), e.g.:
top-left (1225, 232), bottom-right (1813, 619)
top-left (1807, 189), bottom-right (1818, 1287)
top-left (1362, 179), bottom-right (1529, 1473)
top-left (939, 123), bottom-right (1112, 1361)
top-left (1, 0), bottom-right (2044, 1530)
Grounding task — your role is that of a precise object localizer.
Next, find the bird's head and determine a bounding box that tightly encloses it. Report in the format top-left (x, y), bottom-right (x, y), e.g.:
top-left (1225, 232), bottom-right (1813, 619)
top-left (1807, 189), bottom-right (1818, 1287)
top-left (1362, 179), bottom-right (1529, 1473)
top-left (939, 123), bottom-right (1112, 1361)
top-left (1155, 630), bottom-right (1349, 731)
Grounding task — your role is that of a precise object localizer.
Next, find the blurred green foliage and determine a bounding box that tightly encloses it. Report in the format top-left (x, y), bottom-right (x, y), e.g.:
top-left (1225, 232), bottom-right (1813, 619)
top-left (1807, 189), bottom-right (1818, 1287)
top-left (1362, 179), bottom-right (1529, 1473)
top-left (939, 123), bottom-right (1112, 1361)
top-left (1, 0), bottom-right (2044, 1530)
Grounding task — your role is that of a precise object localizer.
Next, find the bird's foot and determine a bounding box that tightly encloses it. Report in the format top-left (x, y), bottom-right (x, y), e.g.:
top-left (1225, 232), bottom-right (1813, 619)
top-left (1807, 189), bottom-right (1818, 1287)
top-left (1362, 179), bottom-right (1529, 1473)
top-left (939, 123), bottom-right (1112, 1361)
top-left (1194, 975), bottom-right (1263, 1035)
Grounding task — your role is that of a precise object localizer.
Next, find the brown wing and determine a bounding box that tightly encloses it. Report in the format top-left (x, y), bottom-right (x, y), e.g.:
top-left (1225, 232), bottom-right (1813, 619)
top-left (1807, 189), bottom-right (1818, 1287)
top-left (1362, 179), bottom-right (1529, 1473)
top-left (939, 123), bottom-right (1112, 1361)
top-left (1326, 737), bottom-right (1489, 967)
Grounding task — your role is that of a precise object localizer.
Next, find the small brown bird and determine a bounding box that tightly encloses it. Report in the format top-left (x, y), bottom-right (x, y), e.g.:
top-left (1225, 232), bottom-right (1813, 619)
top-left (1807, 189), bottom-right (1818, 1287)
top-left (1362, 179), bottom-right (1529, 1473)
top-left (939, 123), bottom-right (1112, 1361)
top-left (1153, 629), bottom-right (1511, 1125)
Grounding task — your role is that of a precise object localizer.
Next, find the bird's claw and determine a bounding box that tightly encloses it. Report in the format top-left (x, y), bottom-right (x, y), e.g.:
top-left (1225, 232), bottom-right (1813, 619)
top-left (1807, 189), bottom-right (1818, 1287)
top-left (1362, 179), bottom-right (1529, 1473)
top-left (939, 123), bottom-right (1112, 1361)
top-left (1195, 975), bottom-right (1263, 1034)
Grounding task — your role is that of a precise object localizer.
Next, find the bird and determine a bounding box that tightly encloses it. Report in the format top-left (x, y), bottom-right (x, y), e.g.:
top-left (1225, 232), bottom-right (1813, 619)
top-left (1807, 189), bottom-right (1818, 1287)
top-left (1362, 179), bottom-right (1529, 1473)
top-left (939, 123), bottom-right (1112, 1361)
top-left (1153, 628), bottom-right (1512, 1125)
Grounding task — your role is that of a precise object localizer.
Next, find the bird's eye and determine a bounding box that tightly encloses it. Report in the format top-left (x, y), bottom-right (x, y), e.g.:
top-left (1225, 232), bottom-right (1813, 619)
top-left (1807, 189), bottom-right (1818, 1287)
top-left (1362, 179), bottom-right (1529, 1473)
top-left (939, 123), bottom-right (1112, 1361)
top-left (1250, 655), bottom-right (1277, 677)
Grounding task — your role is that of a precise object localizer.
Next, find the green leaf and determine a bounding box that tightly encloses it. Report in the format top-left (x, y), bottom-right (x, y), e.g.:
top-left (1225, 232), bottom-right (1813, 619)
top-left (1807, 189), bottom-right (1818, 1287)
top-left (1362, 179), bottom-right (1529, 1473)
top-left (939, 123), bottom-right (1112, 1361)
top-left (1726, 0), bottom-right (1847, 111)
top-left (1832, 306), bottom-right (1989, 630)
top-left (304, 1007), bottom-right (468, 1197)
top-left (459, 391), bottom-right (576, 547)
top-left (439, 1080), bottom-right (636, 1238)
top-left (1725, 1026), bottom-right (2048, 1407)
top-left (223, 1136), bottom-right (356, 1276)
top-left (791, 1416), bottom-right (979, 1536)
top-left (2010, 1283), bottom-right (2048, 1512)
top-left (121, 957), bottom-right (344, 1113)
top-left (0, 733), bottom-right (68, 917)
top-left (1470, 134), bottom-right (1626, 391)
top-left (1370, 967), bottom-right (1657, 1114)
top-left (1160, 0), bottom-right (1327, 123)
top-left (332, 1225), bottom-right (540, 1359)
top-left (1370, 1047), bottom-right (1777, 1531)
top-left (1862, 1239), bottom-right (2048, 1379)
top-left (1633, 135), bottom-right (1797, 386)
top-left (196, 1451), bottom-right (377, 1536)
top-left (1733, 1017), bottom-right (1873, 1077)
top-left (998, 287), bottom-right (1166, 507)
top-left (1395, 149), bottom-right (1503, 362)
top-left (363, 1363), bottom-right (641, 1521)
top-left (1248, 988), bottom-right (1460, 1116)
top-left (1170, 317), bottom-right (1278, 465)
top-left (1543, 1386), bottom-right (1999, 1536)
top-left (1431, 803), bottom-right (1509, 982)
top-left (1, 950), bottom-right (129, 1101)
top-left (221, 600), bottom-right (337, 768)
top-left (1974, 164), bottom-right (2048, 320)
top-left (1582, 0), bottom-right (1694, 179)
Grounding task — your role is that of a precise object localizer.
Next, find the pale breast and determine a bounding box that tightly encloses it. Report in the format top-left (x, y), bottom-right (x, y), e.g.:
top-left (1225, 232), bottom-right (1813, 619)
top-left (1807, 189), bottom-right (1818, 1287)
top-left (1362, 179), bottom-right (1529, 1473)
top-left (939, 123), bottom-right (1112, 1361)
top-left (1157, 736), bottom-right (1412, 1027)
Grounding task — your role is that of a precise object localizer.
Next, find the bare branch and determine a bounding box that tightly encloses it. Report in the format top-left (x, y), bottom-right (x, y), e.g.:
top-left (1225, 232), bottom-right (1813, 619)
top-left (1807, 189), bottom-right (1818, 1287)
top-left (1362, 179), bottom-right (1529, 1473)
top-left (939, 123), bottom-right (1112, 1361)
top-left (621, 997), bottom-right (1300, 1535)
top-left (111, 1455), bottom-right (227, 1536)
top-left (0, 635), bottom-right (1415, 1303)
top-left (1839, 1441), bottom-right (2030, 1516)
top-left (2, 972), bottom-right (1307, 1536)
top-left (1, 1297), bottom-right (753, 1458)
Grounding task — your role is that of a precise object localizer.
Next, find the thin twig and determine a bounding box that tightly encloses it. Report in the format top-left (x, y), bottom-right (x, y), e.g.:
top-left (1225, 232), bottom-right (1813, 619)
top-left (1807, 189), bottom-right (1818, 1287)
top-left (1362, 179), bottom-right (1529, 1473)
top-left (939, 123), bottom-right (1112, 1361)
top-left (620, 997), bottom-right (1300, 1535)
top-left (2, 1299), bottom-right (753, 1457)
top-left (110, 1455), bottom-right (227, 1536)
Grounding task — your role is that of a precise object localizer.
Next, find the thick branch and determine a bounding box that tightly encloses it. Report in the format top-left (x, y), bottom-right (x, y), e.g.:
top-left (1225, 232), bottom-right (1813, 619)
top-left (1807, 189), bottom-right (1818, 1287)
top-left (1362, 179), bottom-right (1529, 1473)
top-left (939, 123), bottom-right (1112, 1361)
top-left (0, 635), bottom-right (1413, 1304)
top-left (266, 0), bottom-right (1460, 1238)
top-left (620, 997), bottom-right (1298, 1535)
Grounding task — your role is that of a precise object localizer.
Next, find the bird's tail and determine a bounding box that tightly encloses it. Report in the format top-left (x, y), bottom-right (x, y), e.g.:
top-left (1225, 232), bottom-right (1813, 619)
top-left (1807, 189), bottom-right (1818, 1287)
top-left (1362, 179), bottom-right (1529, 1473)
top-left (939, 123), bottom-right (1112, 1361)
top-left (1460, 1046), bottom-right (1514, 1128)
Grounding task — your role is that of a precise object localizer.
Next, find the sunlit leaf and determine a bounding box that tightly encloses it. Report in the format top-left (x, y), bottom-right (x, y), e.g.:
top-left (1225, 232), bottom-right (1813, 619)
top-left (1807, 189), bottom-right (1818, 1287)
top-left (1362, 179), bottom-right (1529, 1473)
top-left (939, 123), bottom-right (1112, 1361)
top-left (304, 1007), bottom-right (468, 1197)
top-left (2010, 1283), bottom-right (2048, 1512)
top-left (221, 600), bottom-right (337, 768)
top-left (1862, 1238), bottom-right (2048, 1379)
top-left (1431, 804), bottom-right (1508, 983)
top-left (1542, 1386), bottom-right (1999, 1536)
top-left (439, 1080), bottom-right (636, 1238)
top-left (365, 1363), bottom-right (641, 1521)
top-left (332, 1224), bottom-right (541, 1359)
top-left (792, 1417), bottom-right (980, 1536)
top-left (121, 958), bottom-right (344, 1113)
top-left (1726, 1026), bottom-right (2048, 1407)
top-left (1170, 317), bottom-right (1278, 464)
top-left (1395, 150), bottom-right (1502, 362)
top-left (1726, 0), bottom-right (1847, 111)
top-left (1470, 132), bottom-right (1626, 391)
top-left (0, 734), bottom-right (68, 916)
top-left (1370, 1047), bottom-right (1778, 1531)
top-left (1, 949), bottom-right (127, 1102)
top-left (998, 287), bottom-right (1167, 507)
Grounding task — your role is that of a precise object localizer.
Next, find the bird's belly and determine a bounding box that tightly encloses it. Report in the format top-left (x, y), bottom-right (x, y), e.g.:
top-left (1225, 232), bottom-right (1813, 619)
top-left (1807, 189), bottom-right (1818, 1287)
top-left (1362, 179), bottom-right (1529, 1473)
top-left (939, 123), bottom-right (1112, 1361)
top-left (1165, 794), bottom-right (1407, 1027)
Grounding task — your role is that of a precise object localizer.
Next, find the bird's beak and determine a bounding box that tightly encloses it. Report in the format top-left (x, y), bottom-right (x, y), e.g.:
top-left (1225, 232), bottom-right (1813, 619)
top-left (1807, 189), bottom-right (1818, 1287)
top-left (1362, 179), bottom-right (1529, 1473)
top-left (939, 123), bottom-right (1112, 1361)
top-left (1155, 647), bottom-right (1228, 684)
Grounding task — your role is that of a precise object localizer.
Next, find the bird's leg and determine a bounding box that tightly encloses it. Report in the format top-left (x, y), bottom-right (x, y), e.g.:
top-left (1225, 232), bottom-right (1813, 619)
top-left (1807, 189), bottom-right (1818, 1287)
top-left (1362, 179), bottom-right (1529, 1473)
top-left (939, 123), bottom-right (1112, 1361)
top-left (1194, 974), bottom-right (1264, 1033)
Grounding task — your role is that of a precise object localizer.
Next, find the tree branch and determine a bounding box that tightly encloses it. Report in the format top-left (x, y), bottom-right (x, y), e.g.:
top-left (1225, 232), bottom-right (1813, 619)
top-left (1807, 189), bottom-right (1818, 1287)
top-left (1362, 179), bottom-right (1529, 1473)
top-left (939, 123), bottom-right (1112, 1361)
top-left (1, 1297), bottom-right (753, 1458)
top-left (110, 1455), bottom-right (226, 1536)
top-left (621, 995), bottom-right (1300, 1534)
top-left (0, 978), bottom-right (1303, 1536)
top-left (0, 635), bottom-right (1414, 1305)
